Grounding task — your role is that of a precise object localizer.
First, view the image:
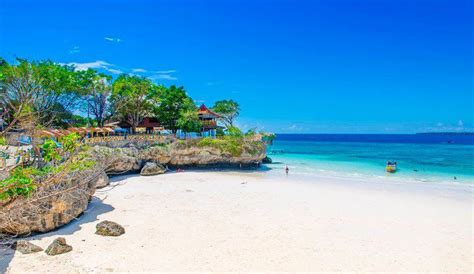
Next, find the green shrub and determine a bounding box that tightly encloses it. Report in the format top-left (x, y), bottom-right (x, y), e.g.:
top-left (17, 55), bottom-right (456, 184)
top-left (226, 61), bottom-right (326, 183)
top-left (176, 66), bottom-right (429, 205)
top-left (198, 136), bottom-right (244, 157)
top-left (41, 139), bottom-right (61, 163)
top-left (0, 136), bottom-right (6, 146)
top-left (68, 149), bottom-right (96, 171)
top-left (216, 128), bottom-right (225, 137)
top-left (60, 133), bottom-right (81, 154)
top-left (0, 167), bottom-right (46, 200)
top-left (226, 126), bottom-right (242, 137)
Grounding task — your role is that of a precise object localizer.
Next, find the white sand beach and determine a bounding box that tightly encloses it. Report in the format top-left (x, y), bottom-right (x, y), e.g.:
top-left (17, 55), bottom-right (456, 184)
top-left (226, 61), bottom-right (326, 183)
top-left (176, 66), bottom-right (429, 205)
top-left (1, 171), bottom-right (472, 272)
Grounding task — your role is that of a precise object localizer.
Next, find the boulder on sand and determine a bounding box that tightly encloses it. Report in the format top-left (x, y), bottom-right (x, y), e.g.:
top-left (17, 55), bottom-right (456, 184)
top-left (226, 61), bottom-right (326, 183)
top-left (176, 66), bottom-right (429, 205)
top-left (45, 237), bottom-right (72, 256)
top-left (140, 162), bottom-right (166, 176)
top-left (95, 169), bottom-right (110, 188)
top-left (96, 220), bottom-right (125, 236)
top-left (13, 240), bottom-right (43, 254)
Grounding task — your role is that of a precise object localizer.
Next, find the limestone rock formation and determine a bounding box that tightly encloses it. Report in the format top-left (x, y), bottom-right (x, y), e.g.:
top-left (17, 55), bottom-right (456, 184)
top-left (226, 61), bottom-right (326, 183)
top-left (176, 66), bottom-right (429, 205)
top-left (13, 240), bottom-right (43, 254)
top-left (95, 220), bottom-right (125, 236)
top-left (0, 167), bottom-right (101, 235)
top-left (91, 145), bottom-right (141, 174)
top-left (95, 169), bottom-right (110, 188)
top-left (45, 237), bottom-right (72, 256)
top-left (140, 162), bottom-right (166, 176)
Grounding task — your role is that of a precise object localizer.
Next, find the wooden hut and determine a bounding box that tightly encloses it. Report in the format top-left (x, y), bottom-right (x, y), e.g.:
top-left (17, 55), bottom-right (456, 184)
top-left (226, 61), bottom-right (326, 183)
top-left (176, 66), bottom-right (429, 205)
top-left (196, 104), bottom-right (222, 137)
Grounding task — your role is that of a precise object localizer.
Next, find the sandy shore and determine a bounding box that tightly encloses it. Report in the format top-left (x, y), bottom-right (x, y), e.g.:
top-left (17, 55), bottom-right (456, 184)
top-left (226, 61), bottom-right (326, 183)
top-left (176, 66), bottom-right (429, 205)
top-left (1, 171), bottom-right (472, 272)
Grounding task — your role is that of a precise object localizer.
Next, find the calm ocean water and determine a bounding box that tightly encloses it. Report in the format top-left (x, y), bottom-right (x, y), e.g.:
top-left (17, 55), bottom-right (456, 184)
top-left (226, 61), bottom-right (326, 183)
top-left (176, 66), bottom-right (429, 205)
top-left (267, 134), bottom-right (474, 184)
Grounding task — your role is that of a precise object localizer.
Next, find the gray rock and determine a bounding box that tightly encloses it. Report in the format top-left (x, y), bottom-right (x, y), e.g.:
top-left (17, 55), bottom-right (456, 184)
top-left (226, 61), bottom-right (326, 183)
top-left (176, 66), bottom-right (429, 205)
top-left (96, 220), bottom-right (125, 237)
top-left (14, 240), bottom-right (43, 254)
top-left (45, 237), bottom-right (72, 256)
top-left (95, 169), bottom-right (110, 188)
top-left (140, 162), bottom-right (166, 176)
top-left (91, 146), bottom-right (141, 174)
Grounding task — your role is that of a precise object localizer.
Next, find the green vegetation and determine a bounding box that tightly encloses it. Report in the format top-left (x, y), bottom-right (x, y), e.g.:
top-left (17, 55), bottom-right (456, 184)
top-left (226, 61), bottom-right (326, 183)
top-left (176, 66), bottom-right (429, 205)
top-left (0, 132), bottom-right (96, 201)
top-left (177, 109), bottom-right (202, 133)
top-left (212, 100), bottom-right (240, 127)
top-left (0, 58), bottom-right (86, 131)
top-left (111, 74), bottom-right (159, 133)
top-left (0, 167), bottom-right (43, 200)
top-left (59, 132), bottom-right (81, 154)
top-left (41, 140), bottom-right (61, 163)
top-left (0, 57), bottom-right (270, 201)
top-left (198, 136), bottom-right (244, 157)
top-left (197, 128), bottom-right (264, 157)
top-left (0, 137), bottom-right (6, 146)
top-left (154, 85), bottom-right (196, 132)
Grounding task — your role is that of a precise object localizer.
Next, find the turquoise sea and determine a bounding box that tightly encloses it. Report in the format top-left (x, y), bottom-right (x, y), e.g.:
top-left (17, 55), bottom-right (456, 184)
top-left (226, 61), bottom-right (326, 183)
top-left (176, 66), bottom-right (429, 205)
top-left (267, 134), bottom-right (474, 184)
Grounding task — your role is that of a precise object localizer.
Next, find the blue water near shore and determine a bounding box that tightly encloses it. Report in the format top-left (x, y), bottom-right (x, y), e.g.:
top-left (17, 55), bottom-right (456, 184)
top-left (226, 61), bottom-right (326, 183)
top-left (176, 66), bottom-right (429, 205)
top-left (267, 134), bottom-right (474, 184)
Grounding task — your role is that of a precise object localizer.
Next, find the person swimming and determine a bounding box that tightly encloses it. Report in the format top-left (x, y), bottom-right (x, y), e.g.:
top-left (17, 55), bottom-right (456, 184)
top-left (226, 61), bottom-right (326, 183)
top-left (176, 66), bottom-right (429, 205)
top-left (285, 165), bottom-right (289, 175)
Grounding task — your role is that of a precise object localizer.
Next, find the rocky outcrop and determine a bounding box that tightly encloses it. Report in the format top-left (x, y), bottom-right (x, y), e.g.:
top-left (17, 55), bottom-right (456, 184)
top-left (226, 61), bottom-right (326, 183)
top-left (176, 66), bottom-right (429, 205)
top-left (95, 170), bottom-right (110, 188)
top-left (140, 162), bottom-right (166, 176)
top-left (91, 145), bottom-right (141, 174)
top-left (167, 145), bottom-right (265, 166)
top-left (13, 240), bottom-right (43, 254)
top-left (45, 237), bottom-right (72, 256)
top-left (92, 139), bottom-right (267, 174)
top-left (0, 167), bottom-right (101, 235)
top-left (96, 220), bottom-right (125, 236)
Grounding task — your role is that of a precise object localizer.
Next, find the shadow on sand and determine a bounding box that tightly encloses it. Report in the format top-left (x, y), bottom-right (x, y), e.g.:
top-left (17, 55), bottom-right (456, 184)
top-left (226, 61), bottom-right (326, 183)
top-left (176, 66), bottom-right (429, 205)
top-left (0, 197), bottom-right (114, 273)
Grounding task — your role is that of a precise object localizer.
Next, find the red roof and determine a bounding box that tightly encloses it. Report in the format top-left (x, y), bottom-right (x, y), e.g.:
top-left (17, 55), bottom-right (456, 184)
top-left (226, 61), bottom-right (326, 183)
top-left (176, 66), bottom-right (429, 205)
top-left (197, 104), bottom-right (221, 118)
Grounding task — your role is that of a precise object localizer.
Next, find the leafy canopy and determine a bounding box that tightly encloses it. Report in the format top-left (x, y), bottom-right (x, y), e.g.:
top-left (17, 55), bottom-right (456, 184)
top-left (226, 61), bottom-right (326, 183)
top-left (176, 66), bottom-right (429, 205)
top-left (154, 85), bottom-right (195, 132)
top-left (177, 109), bottom-right (202, 133)
top-left (212, 99), bottom-right (240, 127)
top-left (111, 74), bottom-right (160, 131)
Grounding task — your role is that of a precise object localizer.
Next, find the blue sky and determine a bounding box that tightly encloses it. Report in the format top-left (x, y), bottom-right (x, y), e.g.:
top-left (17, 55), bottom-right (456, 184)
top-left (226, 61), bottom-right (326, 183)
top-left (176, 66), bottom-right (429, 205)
top-left (0, 0), bottom-right (472, 133)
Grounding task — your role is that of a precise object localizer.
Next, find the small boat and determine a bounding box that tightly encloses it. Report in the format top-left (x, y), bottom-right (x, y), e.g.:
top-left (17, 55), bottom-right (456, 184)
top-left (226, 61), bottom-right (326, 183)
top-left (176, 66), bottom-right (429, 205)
top-left (386, 161), bottom-right (397, 173)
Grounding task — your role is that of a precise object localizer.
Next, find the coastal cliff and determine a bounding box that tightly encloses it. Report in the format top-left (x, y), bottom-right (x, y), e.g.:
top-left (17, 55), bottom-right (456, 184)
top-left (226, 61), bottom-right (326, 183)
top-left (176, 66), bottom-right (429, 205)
top-left (92, 137), bottom-right (267, 174)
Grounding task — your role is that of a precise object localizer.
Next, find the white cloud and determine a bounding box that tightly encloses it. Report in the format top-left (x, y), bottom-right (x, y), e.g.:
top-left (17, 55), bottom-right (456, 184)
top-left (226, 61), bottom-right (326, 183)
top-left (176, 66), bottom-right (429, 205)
top-left (107, 68), bottom-right (123, 74)
top-left (104, 37), bottom-right (122, 43)
top-left (133, 68), bottom-right (177, 80)
top-left (154, 69), bottom-right (176, 74)
top-left (150, 73), bottom-right (178, 81)
top-left (69, 46), bottom-right (80, 54)
top-left (66, 60), bottom-right (122, 75)
top-left (132, 68), bottom-right (147, 73)
top-left (65, 60), bottom-right (177, 80)
top-left (67, 60), bottom-right (112, 71)
top-left (458, 120), bottom-right (464, 127)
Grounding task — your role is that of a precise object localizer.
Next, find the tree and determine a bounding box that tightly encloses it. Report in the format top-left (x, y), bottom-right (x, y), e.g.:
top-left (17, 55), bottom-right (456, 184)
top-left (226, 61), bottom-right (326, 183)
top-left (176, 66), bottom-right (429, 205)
top-left (111, 75), bottom-right (158, 133)
top-left (154, 85), bottom-right (195, 132)
top-left (0, 58), bottom-right (83, 135)
top-left (212, 99), bottom-right (240, 127)
top-left (177, 109), bottom-right (202, 133)
top-left (78, 69), bottom-right (113, 127)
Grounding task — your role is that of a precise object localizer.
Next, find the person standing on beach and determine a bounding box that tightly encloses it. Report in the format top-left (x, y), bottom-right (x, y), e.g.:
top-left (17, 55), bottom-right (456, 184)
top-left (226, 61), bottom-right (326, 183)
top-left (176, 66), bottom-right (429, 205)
top-left (285, 165), bottom-right (289, 175)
